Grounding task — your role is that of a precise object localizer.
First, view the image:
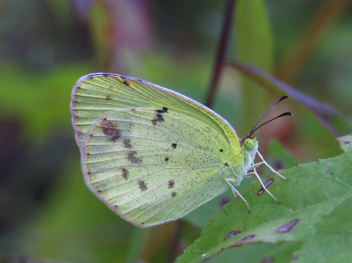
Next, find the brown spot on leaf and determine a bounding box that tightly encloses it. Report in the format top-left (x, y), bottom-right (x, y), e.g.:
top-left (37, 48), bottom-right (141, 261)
top-left (101, 121), bottom-right (121, 142)
top-left (276, 219), bottom-right (299, 233)
top-left (274, 160), bottom-right (283, 170)
top-left (171, 191), bottom-right (177, 197)
top-left (224, 231), bottom-right (241, 241)
top-left (128, 151), bottom-right (142, 164)
top-left (123, 139), bottom-right (132, 149)
top-left (262, 257), bottom-right (274, 263)
top-left (258, 178), bottom-right (274, 195)
top-left (151, 114), bottom-right (164, 125)
top-left (171, 143), bottom-right (177, 149)
top-left (220, 197), bottom-right (230, 207)
top-left (168, 180), bottom-right (175, 189)
top-left (138, 180), bottom-right (147, 191)
top-left (240, 234), bottom-right (255, 241)
top-left (122, 168), bottom-right (129, 180)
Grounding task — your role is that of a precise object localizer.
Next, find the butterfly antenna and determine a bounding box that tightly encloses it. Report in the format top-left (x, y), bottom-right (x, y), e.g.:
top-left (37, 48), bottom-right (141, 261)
top-left (249, 96), bottom-right (289, 136)
top-left (251, 112), bottom-right (292, 135)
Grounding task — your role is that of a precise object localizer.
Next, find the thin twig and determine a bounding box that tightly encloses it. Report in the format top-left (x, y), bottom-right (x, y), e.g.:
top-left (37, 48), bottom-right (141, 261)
top-left (205, 0), bottom-right (237, 108)
top-left (168, 220), bottom-right (185, 263)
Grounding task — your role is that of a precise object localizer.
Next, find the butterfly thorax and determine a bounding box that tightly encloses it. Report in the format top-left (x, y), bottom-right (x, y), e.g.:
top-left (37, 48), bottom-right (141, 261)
top-left (222, 136), bottom-right (258, 186)
top-left (242, 135), bottom-right (258, 165)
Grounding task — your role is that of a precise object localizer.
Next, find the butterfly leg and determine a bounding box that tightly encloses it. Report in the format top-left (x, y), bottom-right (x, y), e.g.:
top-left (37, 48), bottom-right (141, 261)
top-left (256, 151), bottom-right (288, 180)
top-left (225, 178), bottom-right (251, 212)
top-left (245, 169), bottom-right (280, 203)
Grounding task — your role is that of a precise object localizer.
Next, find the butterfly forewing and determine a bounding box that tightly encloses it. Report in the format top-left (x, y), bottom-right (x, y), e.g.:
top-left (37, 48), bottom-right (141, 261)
top-left (71, 73), bottom-right (241, 227)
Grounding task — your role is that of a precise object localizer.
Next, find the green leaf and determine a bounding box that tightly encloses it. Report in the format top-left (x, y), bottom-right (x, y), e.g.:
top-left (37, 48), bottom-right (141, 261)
top-left (235, 0), bottom-right (274, 131)
top-left (176, 135), bottom-right (351, 263)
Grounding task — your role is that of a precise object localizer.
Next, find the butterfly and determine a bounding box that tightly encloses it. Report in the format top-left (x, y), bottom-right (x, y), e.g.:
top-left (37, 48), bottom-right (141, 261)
top-left (70, 73), bottom-right (291, 227)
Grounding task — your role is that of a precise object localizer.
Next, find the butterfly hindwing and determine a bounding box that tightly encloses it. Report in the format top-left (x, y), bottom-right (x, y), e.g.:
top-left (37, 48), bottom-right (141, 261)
top-left (71, 73), bottom-right (241, 227)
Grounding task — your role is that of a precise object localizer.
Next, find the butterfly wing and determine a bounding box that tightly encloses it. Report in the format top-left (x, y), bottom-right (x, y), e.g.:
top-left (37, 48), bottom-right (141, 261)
top-left (71, 73), bottom-right (241, 227)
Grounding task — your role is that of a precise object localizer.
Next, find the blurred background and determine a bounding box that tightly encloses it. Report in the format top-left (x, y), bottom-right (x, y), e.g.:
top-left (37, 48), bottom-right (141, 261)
top-left (0, 0), bottom-right (351, 262)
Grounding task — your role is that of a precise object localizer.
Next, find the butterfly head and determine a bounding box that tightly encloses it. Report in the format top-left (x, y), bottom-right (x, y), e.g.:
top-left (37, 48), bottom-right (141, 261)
top-left (242, 96), bottom-right (291, 155)
top-left (242, 135), bottom-right (258, 154)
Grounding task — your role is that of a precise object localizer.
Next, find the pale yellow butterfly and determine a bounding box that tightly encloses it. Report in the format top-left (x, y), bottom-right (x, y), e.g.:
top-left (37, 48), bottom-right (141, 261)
top-left (70, 73), bottom-right (290, 227)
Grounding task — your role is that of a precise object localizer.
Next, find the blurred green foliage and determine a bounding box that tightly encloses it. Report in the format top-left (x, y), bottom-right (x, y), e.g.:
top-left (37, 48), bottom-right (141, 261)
top-left (0, 0), bottom-right (351, 262)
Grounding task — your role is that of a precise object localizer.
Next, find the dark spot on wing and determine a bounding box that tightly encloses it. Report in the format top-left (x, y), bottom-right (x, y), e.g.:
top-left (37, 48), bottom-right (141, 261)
top-left (106, 95), bottom-right (112, 100)
top-left (156, 107), bottom-right (168, 113)
top-left (114, 204), bottom-right (118, 208)
top-left (171, 143), bottom-right (177, 149)
top-left (123, 139), bottom-right (132, 149)
top-left (128, 151), bottom-right (142, 164)
top-left (220, 149), bottom-right (223, 152)
top-left (258, 178), bottom-right (274, 195)
top-left (103, 73), bottom-right (109, 77)
top-left (97, 189), bottom-right (102, 193)
top-left (138, 180), bottom-right (147, 191)
top-left (224, 163), bottom-right (229, 167)
top-left (344, 141), bottom-right (350, 144)
top-left (240, 234), bottom-right (255, 241)
top-left (171, 191), bottom-right (177, 197)
top-left (276, 219), bottom-right (299, 233)
top-left (122, 168), bottom-right (129, 180)
top-left (165, 157), bottom-right (169, 161)
top-left (151, 114), bottom-right (164, 125)
top-left (168, 180), bottom-right (175, 189)
top-left (123, 80), bottom-right (129, 86)
top-left (224, 230), bottom-right (241, 241)
top-left (101, 121), bottom-right (121, 142)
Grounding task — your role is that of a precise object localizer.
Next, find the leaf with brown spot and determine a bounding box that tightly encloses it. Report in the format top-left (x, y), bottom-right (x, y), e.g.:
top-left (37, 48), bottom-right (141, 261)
top-left (177, 136), bottom-right (352, 263)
